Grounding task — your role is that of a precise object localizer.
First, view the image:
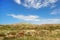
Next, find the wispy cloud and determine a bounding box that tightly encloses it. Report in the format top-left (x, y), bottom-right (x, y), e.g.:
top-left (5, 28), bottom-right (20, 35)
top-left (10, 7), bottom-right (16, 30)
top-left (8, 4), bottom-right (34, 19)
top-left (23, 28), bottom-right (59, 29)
top-left (14, 0), bottom-right (58, 9)
top-left (40, 19), bottom-right (60, 24)
top-left (8, 14), bottom-right (60, 24)
top-left (8, 14), bottom-right (40, 21)
top-left (51, 8), bottom-right (60, 15)
top-left (14, 0), bottom-right (21, 4)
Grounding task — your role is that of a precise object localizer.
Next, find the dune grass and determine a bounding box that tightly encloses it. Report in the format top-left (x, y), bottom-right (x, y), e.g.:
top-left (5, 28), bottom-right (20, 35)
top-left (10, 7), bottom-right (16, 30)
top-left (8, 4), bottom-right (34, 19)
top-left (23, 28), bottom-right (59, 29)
top-left (0, 24), bottom-right (60, 40)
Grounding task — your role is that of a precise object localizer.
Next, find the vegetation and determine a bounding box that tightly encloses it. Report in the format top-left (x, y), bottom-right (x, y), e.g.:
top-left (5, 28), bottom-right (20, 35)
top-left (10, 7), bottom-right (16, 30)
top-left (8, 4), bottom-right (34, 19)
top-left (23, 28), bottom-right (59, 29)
top-left (0, 23), bottom-right (60, 40)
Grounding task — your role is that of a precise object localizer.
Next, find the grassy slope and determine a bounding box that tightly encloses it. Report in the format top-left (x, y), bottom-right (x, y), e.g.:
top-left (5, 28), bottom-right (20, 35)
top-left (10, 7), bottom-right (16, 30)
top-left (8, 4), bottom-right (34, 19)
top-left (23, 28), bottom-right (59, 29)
top-left (0, 24), bottom-right (60, 40)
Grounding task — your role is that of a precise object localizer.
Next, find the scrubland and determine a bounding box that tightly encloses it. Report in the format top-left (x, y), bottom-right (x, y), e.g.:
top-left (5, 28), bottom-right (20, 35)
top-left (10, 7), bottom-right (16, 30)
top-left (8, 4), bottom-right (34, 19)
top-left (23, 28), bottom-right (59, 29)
top-left (0, 23), bottom-right (60, 40)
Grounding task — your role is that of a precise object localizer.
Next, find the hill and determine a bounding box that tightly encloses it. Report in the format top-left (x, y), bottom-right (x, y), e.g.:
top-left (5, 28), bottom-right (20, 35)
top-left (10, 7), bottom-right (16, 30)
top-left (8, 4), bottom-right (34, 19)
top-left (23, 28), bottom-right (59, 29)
top-left (0, 24), bottom-right (60, 40)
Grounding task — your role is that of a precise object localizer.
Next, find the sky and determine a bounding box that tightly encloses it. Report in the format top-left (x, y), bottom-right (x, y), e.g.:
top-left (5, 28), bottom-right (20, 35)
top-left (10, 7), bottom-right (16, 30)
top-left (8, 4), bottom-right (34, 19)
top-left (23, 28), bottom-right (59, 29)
top-left (0, 0), bottom-right (60, 24)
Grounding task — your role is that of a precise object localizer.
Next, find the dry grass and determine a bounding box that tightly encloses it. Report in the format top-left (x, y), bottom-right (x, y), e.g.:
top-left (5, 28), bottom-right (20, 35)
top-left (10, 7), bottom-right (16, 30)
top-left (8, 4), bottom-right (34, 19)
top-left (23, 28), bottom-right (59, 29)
top-left (0, 24), bottom-right (60, 40)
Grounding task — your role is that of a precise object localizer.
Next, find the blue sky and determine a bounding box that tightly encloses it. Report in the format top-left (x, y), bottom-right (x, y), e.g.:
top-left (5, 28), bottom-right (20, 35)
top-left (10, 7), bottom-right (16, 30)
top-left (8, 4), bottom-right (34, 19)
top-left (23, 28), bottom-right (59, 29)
top-left (0, 0), bottom-right (60, 24)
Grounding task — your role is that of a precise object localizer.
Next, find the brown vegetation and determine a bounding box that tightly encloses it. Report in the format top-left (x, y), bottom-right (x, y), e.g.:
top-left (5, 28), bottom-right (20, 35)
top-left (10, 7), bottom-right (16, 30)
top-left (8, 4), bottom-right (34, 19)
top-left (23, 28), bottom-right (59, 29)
top-left (0, 24), bottom-right (60, 40)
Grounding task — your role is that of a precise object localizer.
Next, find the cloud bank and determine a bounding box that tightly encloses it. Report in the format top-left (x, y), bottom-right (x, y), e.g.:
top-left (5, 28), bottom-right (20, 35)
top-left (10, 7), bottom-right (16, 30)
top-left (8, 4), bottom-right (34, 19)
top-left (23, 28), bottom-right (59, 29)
top-left (40, 19), bottom-right (60, 24)
top-left (8, 14), bottom-right (60, 24)
top-left (14, 0), bottom-right (58, 9)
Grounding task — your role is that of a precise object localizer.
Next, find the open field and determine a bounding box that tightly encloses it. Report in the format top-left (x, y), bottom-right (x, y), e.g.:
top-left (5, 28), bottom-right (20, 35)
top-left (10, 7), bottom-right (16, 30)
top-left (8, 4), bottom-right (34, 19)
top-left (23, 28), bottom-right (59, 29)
top-left (0, 24), bottom-right (60, 40)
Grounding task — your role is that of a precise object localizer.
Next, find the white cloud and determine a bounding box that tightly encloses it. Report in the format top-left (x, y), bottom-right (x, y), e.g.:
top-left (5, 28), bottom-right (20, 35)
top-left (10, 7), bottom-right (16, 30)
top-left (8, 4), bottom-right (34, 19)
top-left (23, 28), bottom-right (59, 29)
top-left (14, 0), bottom-right (21, 4)
top-left (48, 0), bottom-right (58, 3)
top-left (8, 14), bottom-right (60, 24)
top-left (8, 14), bottom-right (40, 21)
top-left (40, 19), bottom-right (60, 24)
top-left (14, 0), bottom-right (58, 9)
top-left (51, 8), bottom-right (60, 15)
